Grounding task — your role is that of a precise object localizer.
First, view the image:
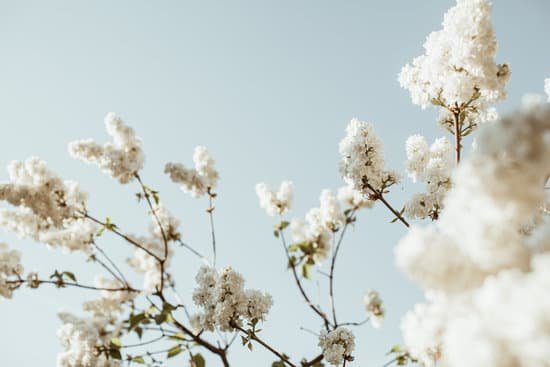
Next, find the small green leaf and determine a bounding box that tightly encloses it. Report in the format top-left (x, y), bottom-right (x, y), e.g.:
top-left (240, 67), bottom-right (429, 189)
top-left (191, 353), bottom-right (205, 367)
top-left (63, 271), bottom-right (76, 282)
top-left (167, 344), bottom-right (182, 358)
top-left (272, 362), bottom-right (285, 367)
top-left (133, 356), bottom-right (145, 364)
top-left (109, 348), bottom-right (122, 360)
top-left (110, 338), bottom-right (122, 347)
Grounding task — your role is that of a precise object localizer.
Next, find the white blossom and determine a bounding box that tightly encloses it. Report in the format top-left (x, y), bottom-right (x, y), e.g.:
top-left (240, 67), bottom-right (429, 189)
top-left (337, 184), bottom-right (374, 210)
top-left (127, 236), bottom-right (171, 292)
top-left (363, 290), bottom-right (384, 328)
top-left (56, 312), bottom-right (120, 367)
top-left (0, 157), bottom-right (97, 252)
top-left (397, 104), bottom-right (550, 367)
top-left (399, 0), bottom-right (510, 116)
top-left (404, 136), bottom-right (453, 220)
top-left (255, 181), bottom-right (294, 216)
top-left (191, 265), bottom-right (272, 332)
top-left (318, 327), bottom-right (355, 366)
top-left (69, 113), bottom-right (144, 184)
top-left (82, 276), bottom-right (136, 318)
top-left (339, 119), bottom-right (399, 195)
top-left (545, 78), bottom-right (550, 101)
top-left (149, 203), bottom-right (181, 242)
top-left (0, 243), bottom-right (23, 298)
top-left (164, 146), bottom-right (219, 197)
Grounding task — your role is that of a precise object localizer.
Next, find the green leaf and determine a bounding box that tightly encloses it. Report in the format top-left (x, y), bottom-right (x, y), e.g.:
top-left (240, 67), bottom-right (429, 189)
top-left (167, 344), bottom-right (182, 358)
top-left (169, 332), bottom-right (186, 341)
top-left (110, 338), bottom-right (122, 347)
top-left (387, 344), bottom-right (401, 355)
top-left (109, 348), bottom-right (122, 360)
top-left (191, 353), bottom-right (205, 367)
top-left (272, 362), bottom-right (285, 367)
top-left (63, 271), bottom-right (76, 282)
top-left (133, 356), bottom-right (145, 364)
top-left (301, 263), bottom-right (311, 279)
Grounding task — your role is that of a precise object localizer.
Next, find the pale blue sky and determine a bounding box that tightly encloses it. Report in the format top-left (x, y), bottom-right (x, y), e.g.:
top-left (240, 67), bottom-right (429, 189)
top-left (0, 1), bottom-right (549, 366)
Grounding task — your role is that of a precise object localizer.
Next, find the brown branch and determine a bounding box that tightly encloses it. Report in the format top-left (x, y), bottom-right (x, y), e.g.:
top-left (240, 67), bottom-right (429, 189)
top-left (365, 183), bottom-right (409, 228)
top-left (233, 324), bottom-right (297, 367)
top-left (7, 278), bottom-right (140, 293)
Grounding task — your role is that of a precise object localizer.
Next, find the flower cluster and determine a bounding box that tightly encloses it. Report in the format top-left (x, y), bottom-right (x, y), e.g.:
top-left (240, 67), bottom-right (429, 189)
top-left (57, 312), bottom-right (120, 367)
top-left (69, 113), bottom-right (144, 184)
top-left (255, 181), bottom-right (294, 216)
top-left (337, 184), bottom-right (374, 210)
top-left (149, 203), bottom-right (181, 242)
top-left (0, 157), bottom-right (97, 252)
top-left (339, 119), bottom-right (399, 196)
top-left (164, 146), bottom-right (219, 197)
top-left (191, 265), bottom-right (272, 332)
top-left (399, 0), bottom-right (510, 127)
top-left (82, 276), bottom-right (136, 318)
top-left (395, 104), bottom-right (550, 366)
top-left (404, 136), bottom-right (453, 220)
top-left (127, 235), bottom-right (171, 293)
top-left (318, 327), bottom-right (356, 366)
top-left (363, 290), bottom-right (385, 328)
top-left (0, 243), bottom-right (23, 298)
top-left (290, 189), bottom-right (344, 265)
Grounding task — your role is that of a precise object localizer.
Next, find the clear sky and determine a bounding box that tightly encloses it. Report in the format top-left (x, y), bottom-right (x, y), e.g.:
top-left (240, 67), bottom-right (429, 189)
top-left (1, 1), bottom-right (549, 366)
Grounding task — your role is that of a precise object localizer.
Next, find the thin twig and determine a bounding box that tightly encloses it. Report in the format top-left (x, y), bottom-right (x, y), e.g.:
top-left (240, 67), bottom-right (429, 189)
top-left (364, 184), bottom-right (409, 228)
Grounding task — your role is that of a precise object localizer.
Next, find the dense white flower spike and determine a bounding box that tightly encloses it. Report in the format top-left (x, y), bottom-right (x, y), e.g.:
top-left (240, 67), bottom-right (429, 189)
top-left (255, 181), bottom-right (294, 216)
top-left (191, 265), bottom-right (272, 332)
top-left (396, 104), bottom-right (550, 367)
top-left (339, 119), bottom-right (399, 196)
top-left (363, 290), bottom-right (385, 328)
top-left (56, 312), bottom-right (120, 367)
top-left (0, 243), bottom-right (23, 299)
top-left (399, 0), bottom-right (510, 116)
top-left (337, 184), bottom-right (374, 210)
top-left (404, 136), bottom-right (453, 220)
top-left (545, 78), bottom-right (550, 101)
top-left (127, 236), bottom-right (172, 292)
top-left (164, 146), bottom-right (219, 198)
top-left (82, 276), bottom-right (136, 318)
top-left (69, 113), bottom-right (144, 184)
top-left (0, 157), bottom-right (97, 252)
top-left (318, 327), bottom-right (355, 366)
top-left (149, 203), bottom-right (181, 242)
top-left (289, 189), bottom-right (345, 265)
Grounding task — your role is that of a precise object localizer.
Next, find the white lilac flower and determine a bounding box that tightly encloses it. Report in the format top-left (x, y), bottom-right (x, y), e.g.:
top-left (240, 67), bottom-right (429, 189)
top-left (255, 181), bottom-right (294, 216)
top-left (56, 312), bottom-right (121, 367)
top-left (545, 78), bottom-right (550, 101)
top-left (164, 146), bottom-right (219, 198)
top-left (339, 119), bottom-right (399, 195)
top-left (191, 265), bottom-right (272, 332)
top-left (399, 0), bottom-right (510, 117)
top-left (363, 290), bottom-right (385, 328)
top-left (0, 242), bottom-right (23, 299)
top-left (396, 104), bottom-right (550, 367)
top-left (318, 327), bottom-right (355, 366)
top-left (404, 136), bottom-right (453, 220)
top-left (82, 276), bottom-right (136, 318)
top-left (337, 184), bottom-right (374, 210)
top-left (127, 236), bottom-right (171, 293)
top-left (0, 157), bottom-right (97, 252)
top-left (69, 113), bottom-right (144, 184)
top-left (149, 203), bottom-right (181, 242)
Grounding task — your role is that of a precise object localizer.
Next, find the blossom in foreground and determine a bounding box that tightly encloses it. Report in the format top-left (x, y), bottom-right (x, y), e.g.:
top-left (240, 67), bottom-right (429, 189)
top-left (82, 276), bottom-right (136, 318)
top-left (396, 104), bottom-right (550, 366)
top-left (363, 290), bottom-right (385, 328)
top-left (69, 113), bottom-right (144, 184)
top-left (255, 181), bottom-right (294, 216)
top-left (0, 157), bottom-right (97, 252)
top-left (339, 119), bottom-right (399, 196)
top-left (57, 312), bottom-right (120, 367)
top-left (399, 0), bottom-right (510, 127)
top-left (164, 146), bottom-right (219, 197)
top-left (545, 78), bottom-right (550, 101)
top-left (191, 265), bottom-right (272, 332)
top-left (318, 327), bottom-right (355, 366)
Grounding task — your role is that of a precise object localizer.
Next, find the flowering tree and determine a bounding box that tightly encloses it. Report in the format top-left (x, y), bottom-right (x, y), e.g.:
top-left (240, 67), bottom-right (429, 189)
top-left (1, 1), bottom-right (550, 366)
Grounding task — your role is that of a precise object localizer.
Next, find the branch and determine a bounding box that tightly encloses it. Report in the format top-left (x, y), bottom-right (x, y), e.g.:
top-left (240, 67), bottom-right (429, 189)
top-left (278, 220), bottom-right (332, 330)
top-left (234, 324), bottom-right (297, 367)
top-left (206, 188), bottom-right (217, 267)
top-left (7, 278), bottom-right (140, 293)
top-left (364, 183), bottom-right (409, 228)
